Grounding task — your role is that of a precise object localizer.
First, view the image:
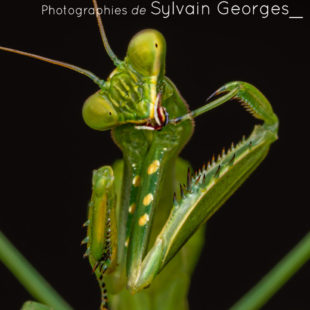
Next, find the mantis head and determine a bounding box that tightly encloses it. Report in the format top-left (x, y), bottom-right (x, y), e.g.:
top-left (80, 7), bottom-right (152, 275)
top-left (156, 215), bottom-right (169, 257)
top-left (0, 8), bottom-right (168, 132)
top-left (82, 29), bottom-right (168, 132)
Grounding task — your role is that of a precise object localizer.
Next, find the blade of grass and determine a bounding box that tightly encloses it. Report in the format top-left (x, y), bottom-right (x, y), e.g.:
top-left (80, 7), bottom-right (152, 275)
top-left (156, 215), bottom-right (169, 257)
top-left (0, 231), bottom-right (73, 310)
top-left (21, 301), bottom-right (52, 310)
top-left (230, 231), bottom-right (310, 310)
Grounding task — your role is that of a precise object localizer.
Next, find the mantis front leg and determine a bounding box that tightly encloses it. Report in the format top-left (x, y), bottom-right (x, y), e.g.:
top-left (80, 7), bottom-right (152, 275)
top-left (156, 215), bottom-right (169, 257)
top-left (127, 81), bottom-right (279, 292)
top-left (83, 166), bottom-right (118, 310)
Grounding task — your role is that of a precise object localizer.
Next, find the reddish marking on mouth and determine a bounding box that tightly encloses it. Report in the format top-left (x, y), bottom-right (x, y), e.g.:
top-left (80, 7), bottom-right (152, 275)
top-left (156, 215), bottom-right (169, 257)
top-left (136, 93), bottom-right (169, 131)
top-left (153, 93), bottom-right (168, 130)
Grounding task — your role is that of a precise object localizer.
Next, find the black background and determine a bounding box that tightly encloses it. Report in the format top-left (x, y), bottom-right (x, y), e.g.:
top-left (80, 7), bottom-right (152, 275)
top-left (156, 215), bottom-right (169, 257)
top-left (0, 1), bottom-right (309, 309)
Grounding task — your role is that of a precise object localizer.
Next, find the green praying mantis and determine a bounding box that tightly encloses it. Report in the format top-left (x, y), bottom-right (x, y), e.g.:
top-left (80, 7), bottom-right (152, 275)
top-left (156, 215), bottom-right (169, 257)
top-left (0, 0), bottom-right (288, 309)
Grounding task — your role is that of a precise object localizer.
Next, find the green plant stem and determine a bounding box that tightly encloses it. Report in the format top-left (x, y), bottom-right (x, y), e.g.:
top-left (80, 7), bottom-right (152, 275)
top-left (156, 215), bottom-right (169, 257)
top-left (231, 231), bottom-right (310, 310)
top-left (0, 231), bottom-right (73, 310)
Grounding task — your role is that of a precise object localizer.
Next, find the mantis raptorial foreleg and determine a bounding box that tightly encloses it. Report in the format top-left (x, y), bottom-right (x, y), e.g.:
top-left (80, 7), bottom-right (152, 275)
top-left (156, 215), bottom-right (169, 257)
top-left (126, 81), bottom-right (279, 292)
top-left (171, 81), bottom-right (278, 131)
top-left (83, 166), bottom-right (118, 310)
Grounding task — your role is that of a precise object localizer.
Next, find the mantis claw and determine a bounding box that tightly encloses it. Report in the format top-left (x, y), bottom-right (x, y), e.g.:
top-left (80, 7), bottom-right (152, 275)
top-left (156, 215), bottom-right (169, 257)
top-left (205, 87), bottom-right (225, 102)
top-left (216, 81), bottom-right (279, 132)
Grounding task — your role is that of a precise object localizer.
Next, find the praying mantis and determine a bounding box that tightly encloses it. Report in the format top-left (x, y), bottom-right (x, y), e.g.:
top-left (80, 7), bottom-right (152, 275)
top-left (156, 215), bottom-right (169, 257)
top-left (1, 0), bottom-right (296, 309)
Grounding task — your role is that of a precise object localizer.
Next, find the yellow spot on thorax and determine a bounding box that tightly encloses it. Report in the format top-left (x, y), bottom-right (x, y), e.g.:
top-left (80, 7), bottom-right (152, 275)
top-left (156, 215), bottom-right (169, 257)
top-left (128, 203), bottom-right (136, 214)
top-left (147, 160), bottom-right (160, 175)
top-left (138, 213), bottom-right (149, 226)
top-left (143, 193), bottom-right (153, 206)
top-left (132, 175), bottom-right (141, 187)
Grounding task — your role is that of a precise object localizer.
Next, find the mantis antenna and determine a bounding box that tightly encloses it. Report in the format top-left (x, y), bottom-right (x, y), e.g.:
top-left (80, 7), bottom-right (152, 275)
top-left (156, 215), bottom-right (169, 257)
top-left (0, 46), bottom-right (105, 88)
top-left (0, 1), bottom-right (123, 87)
top-left (0, 0), bottom-right (127, 88)
top-left (92, 0), bottom-right (121, 66)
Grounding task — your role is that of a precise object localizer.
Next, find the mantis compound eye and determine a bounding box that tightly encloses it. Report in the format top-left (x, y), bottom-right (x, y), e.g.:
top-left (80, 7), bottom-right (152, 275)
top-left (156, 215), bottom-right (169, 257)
top-left (127, 29), bottom-right (166, 77)
top-left (82, 91), bottom-right (119, 131)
